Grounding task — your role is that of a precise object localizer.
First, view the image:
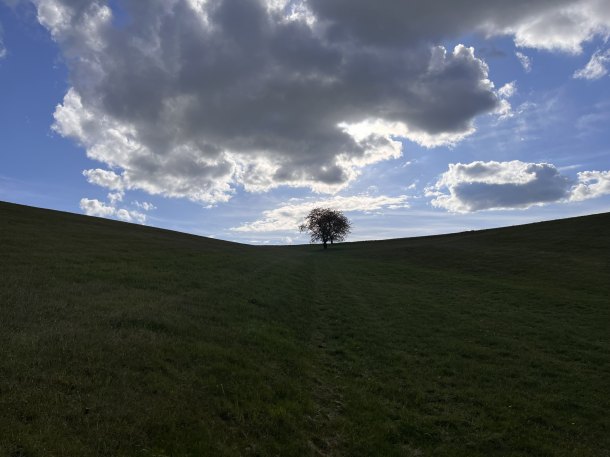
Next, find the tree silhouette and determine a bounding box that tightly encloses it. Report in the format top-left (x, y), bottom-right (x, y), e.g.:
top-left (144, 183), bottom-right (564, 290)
top-left (299, 208), bottom-right (351, 249)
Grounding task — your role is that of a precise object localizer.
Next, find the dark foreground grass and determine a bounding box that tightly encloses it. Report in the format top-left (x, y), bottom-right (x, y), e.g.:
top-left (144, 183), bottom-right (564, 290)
top-left (1, 201), bottom-right (608, 456)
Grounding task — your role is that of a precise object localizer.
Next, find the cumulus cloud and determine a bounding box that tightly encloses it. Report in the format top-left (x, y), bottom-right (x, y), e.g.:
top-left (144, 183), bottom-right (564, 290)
top-left (570, 170), bottom-right (610, 201)
top-left (574, 49), bottom-right (610, 80)
top-left (83, 168), bottom-right (125, 191)
top-left (516, 51), bottom-right (532, 72)
top-left (428, 161), bottom-right (573, 212)
top-left (80, 198), bottom-right (116, 218)
top-left (34, 0), bottom-right (509, 204)
top-left (233, 194), bottom-right (409, 232)
top-left (505, 1), bottom-right (610, 54)
top-left (307, 0), bottom-right (610, 53)
top-left (80, 197), bottom-right (147, 223)
top-left (429, 161), bottom-right (610, 212)
top-left (30, 0), bottom-right (610, 205)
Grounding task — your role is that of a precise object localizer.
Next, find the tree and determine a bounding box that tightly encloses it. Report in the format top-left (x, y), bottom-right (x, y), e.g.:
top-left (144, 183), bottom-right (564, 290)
top-left (299, 207), bottom-right (351, 249)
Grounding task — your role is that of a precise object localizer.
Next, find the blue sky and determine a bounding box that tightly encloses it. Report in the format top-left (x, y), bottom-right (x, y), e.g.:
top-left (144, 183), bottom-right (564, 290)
top-left (1, 0), bottom-right (609, 244)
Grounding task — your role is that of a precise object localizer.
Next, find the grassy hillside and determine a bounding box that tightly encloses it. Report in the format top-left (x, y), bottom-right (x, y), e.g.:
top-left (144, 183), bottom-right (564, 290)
top-left (1, 201), bottom-right (608, 457)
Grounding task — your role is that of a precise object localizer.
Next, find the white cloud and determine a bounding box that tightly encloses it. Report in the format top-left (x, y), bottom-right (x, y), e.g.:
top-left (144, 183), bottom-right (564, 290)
top-left (574, 49), bottom-right (610, 80)
top-left (495, 99), bottom-right (513, 120)
top-left (233, 194), bottom-right (410, 232)
top-left (107, 191), bottom-right (124, 205)
top-left (502, 1), bottom-right (610, 54)
top-left (83, 168), bottom-right (125, 191)
top-left (133, 201), bottom-right (157, 211)
top-left (498, 81), bottom-right (517, 99)
top-left (115, 208), bottom-right (146, 224)
top-left (515, 51), bottom-right (532, 72)
top-left (79, 197), bottom-right (147, 224)
top-left (79, 198), bottom-right (116, 218)
top-left (570, 170), bottom-right (610, 201)
top-left (495, 81), bottom-right (517, 119)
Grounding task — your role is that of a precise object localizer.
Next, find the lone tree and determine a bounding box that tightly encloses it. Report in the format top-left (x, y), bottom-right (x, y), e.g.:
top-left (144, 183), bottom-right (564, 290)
top-left (299, 207), bottom-right (351, 249)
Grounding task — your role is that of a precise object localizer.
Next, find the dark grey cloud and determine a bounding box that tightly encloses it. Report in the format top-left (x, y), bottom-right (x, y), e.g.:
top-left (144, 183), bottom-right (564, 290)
top-left (308, 0), bottom-right (568, 46)
top-left (306, 0), bottom-right (610, 52)
top-left (33, 0), bottom-right (609, 203)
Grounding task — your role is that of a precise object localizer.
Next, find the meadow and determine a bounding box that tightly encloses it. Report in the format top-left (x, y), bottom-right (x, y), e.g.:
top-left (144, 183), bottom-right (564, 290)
top-left (1, 201), bottom-right (608, 456)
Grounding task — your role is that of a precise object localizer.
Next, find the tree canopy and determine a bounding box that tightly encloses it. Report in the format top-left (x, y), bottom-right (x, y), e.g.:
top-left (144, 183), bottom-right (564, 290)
top-left (299, 208), bottom-right (351, 249)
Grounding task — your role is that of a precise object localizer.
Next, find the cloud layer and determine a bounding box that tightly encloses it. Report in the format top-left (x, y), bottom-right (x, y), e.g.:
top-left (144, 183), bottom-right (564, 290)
top-left (429, 161), bottom-right (610, 212)
top-left (27, 0), bottom-right (610, 205)
top-left (233, 194), bottom-right (409, 232)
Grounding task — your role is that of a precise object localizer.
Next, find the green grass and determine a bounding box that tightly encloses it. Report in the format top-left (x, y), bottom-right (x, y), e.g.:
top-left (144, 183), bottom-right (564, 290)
top-left (1, 200), bottom-right (608, 457)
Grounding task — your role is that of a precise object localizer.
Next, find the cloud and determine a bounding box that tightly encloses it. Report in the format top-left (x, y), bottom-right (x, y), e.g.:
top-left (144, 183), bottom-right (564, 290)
top-left (30, 0), bottom-right (610, 204)
top-left (494, 81), bottom-right (517, 119)
top-left (570, 170), bottom-right (610, 201)
top-left (515, 51), bottom-right (532, 72)
top-left (428, 161), bottom-right (573, 212)
top-left (574, 49), bottom-right (610, 80)
top-left (35, 0), bottom-right (506, 203)
top-left (429, 161), bottom-right (610, 212)
top-left (307, 0), bottom-right (610, 53)
top-left (233, 194), bottom-right (409, 232)
top-left (505, 1), bottom-right (610, 54)
top-left (0, 22), bottom-right (6, 59)
top-left (80, 198), bottom-right (116, 218)
top-left (133, 201), bottom-right (157, 211)
top-left (498, 81), bottom-right (517, 99)
top-left (83, 168), bottom-right (125, 191)
top-left (107, 191), bottom-right (123, 205)
top-left (79, 197), bottom-right (147, 223)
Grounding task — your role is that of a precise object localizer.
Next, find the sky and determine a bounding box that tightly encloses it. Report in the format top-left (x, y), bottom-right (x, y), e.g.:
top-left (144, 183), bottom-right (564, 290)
top-left (1, 0), bottom-right (609, 245)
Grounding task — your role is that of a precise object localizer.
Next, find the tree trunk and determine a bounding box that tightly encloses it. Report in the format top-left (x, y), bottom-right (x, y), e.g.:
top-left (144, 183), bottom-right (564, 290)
top-left (323, 241), bottom-right (327, 249)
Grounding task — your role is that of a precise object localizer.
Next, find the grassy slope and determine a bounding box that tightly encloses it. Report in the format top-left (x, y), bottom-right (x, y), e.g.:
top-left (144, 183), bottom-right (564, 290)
top-left (0, 201), bottom-right (608, 457)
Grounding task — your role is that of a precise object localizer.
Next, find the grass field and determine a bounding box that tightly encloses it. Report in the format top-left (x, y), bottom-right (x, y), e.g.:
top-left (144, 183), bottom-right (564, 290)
top-left (1, 200), bottom-right (609, 456)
